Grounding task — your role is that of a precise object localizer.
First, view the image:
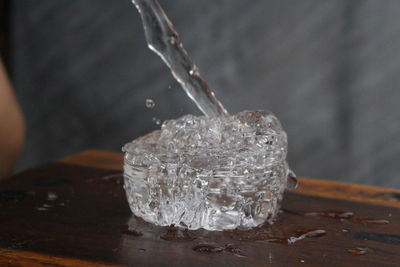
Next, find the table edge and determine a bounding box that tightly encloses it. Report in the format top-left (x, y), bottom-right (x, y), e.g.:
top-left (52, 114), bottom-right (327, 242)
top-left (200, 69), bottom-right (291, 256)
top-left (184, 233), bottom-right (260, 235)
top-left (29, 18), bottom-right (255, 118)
top-left (57, 150), bottom-right (400, 208)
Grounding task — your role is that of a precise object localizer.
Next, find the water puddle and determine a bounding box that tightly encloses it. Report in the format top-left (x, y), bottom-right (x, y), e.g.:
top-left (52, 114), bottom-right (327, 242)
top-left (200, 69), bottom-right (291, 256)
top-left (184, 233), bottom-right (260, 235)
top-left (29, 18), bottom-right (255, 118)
top-left (192, 243), bottom-right (245, 257)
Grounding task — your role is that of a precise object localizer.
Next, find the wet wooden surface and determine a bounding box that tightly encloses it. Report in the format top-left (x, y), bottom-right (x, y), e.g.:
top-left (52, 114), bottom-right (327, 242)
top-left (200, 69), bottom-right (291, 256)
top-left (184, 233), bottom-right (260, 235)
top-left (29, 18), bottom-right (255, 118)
top-left (0, 150), bottom-right (399, 266)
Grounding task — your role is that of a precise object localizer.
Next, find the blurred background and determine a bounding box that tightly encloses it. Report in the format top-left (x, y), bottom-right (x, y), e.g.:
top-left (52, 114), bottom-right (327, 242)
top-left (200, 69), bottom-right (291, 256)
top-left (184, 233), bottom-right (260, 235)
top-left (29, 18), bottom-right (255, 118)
top-left (0, 0), bottom-right (399, 187)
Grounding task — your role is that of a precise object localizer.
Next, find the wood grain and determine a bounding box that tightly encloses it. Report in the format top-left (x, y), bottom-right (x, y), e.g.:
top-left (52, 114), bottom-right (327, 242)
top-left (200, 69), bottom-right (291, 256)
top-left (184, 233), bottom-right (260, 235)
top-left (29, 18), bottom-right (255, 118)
top-left (0, 151), bottom-right (398, 266)
top-left (0, 249), bottom-right (119, 267)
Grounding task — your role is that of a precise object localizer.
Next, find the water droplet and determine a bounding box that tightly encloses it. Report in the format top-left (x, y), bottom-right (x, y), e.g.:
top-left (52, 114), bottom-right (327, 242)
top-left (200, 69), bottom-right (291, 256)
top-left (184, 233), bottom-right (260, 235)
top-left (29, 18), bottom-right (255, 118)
top-left (224, 244), bottom-right (242, 254)
top-left (189, 69), bottom-right (198, 76)
top-left (47, 192), bottom-right (57, 201)
top-left (353, 217), bottom-right (389, 224)
top-left (286, 170), bottom-right (298, 189)
top-left (169, 36), bottom-right (177, 45)
top-left (152, 117), bottom-right (161, 125)
top-left (192, 243), bottom-right (224, 253)
top-left (146, 99), bottom-right (155, 108)
top-left (304, 210), bottom-right (354, 219)
top-left (288, 229), bottom-right (326, 244)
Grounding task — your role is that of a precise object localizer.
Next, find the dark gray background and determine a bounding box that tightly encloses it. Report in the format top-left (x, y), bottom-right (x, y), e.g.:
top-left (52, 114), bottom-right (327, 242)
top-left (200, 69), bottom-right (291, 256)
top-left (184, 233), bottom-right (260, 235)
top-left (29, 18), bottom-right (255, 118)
top-left (4, 0), bottom-right (400, 188)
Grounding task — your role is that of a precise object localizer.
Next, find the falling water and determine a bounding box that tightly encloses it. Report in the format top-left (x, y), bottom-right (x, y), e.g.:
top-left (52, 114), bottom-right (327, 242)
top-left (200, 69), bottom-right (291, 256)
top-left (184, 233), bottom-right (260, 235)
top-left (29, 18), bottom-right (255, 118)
top-left (131, 0), bottom-right (228, 117)
top-left (125, 0), bottom-right (296, 231)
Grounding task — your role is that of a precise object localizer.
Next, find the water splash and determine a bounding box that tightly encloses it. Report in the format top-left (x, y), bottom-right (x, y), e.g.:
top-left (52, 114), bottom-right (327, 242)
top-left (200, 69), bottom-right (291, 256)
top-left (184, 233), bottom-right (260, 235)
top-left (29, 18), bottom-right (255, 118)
top-left (131, 0), bottom-right (228, 117)
top-left (123, 110), bottom-right (291, 230)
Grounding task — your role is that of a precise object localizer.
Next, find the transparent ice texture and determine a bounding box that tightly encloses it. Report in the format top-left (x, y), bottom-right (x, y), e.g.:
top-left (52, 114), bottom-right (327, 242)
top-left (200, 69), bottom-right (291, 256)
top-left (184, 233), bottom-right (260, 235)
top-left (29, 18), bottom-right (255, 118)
top-left (123, 110), bottom-right (293, 231)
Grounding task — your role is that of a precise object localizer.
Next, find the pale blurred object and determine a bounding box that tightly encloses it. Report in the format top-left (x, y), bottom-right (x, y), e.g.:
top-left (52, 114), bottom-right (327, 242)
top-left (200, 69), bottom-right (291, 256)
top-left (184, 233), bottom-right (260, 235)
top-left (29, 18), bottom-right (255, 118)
top-left (0, 59), bottom-right (25, 179)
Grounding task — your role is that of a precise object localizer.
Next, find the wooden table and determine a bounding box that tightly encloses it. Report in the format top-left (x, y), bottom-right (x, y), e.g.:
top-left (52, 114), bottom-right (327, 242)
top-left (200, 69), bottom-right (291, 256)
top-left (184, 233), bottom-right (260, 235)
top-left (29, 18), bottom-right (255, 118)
top-left (0, 150), bottom-right (399, 266)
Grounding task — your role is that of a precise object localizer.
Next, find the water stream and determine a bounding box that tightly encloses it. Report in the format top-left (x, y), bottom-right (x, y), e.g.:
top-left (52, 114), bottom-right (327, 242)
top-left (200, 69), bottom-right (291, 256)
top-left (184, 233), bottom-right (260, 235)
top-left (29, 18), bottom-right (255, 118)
top-left (131, 0), bottom-right (228, 117)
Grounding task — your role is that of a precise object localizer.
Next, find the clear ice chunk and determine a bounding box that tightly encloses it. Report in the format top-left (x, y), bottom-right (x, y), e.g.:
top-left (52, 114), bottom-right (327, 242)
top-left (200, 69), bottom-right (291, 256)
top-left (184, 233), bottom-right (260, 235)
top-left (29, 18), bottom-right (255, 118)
top-left (123, 110), bottom-right (294, 231)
